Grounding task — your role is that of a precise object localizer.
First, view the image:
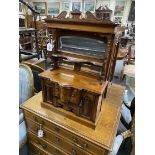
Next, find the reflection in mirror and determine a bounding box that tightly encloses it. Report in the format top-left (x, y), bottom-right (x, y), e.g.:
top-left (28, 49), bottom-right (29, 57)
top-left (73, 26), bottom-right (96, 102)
top-left (58, 36), bottom-right (107, 59)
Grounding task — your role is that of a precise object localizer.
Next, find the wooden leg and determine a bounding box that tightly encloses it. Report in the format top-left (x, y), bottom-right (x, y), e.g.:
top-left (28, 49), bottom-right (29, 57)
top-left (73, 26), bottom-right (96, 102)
top-left (104, 85), bottom-right (108, 98)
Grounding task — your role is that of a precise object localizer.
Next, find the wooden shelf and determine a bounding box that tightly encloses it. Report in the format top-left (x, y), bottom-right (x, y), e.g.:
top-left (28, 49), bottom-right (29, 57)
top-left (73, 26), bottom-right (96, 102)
top-left (52, 54), bottom-right (103, 67)
top-left (39, 68), bottom-right (108, 94)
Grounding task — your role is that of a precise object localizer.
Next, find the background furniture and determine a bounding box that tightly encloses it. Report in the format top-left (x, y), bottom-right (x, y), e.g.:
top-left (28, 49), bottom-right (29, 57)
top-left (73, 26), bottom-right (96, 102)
top-left (95, 6), bottom-right (112, 20)
top-left (20, 84), bottom-right (124, 155)
top-left (22, 62), bottom-right (45, 93)
top-left (126, 43), bottom-right (135, 65)
top-left (19, 0), bottom-right (41, 62)
top-left (19, 64), bottom-right (34, 154)
top-left (114, 47), bottom-right (128, 79)
top-left (23, 58), bottom-right (46, 70)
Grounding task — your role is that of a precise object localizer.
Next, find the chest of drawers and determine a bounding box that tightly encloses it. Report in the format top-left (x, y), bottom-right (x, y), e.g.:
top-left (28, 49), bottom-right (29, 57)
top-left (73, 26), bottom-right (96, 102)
top-left (20, 84), bottom-right (124, 155)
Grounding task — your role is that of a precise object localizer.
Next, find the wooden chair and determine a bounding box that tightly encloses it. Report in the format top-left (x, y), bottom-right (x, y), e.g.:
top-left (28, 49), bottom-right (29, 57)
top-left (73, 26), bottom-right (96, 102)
top-left (22, 62), bottom-right (45, 93)
top-left (19, 64), bottom-right (34, 150)
top-left (127, 43), bottom-right (135, 65)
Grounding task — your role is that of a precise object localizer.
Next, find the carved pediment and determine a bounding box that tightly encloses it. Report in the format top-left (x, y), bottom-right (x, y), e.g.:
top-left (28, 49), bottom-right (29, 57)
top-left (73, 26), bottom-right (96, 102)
top-left (95, 5), bottom-right (112, 12)
top-left (44, 11), bottom-right (116, 26)
top-left (57, 11), bottom-right (67, 19)
top-left (85, 11), bottom-right (97, 20)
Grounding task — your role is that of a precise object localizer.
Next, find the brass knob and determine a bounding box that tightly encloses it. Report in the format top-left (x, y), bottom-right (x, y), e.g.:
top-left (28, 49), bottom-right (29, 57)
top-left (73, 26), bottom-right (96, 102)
top-left (82, 143), bottom-right (88, 149)
top-left (32, 115), bottom-right (37, 121)
top-left (72, 137), bottom-right (78, 143)
top-left (42, 144), bottom-right (47, 149)
top-left (40, 120), bottom-right (44, 126)
top-left (71, 149), bottom-right (77, 155)
top-left (71, 93), bottom-right (75, 97)
top-left (56, 137), bottom-right (60, 143)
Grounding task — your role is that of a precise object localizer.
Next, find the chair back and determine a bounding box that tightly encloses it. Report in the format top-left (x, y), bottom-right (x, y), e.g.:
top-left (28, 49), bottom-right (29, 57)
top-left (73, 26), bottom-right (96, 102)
top-left (22, 62), bottom-right (45, 92)
top-left (127, 44), bottom-right (135, 64)
top-left (19, 64), bottom-right (34, 104)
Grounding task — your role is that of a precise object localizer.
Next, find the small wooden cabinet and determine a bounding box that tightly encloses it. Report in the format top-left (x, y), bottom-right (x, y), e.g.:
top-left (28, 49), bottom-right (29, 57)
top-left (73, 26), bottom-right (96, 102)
top-left (20, 84), bottom-right (124, 155)
top-left (40, 68), bottom-right (108, 127)
top-left (39, 11), bottom-right (119, 127)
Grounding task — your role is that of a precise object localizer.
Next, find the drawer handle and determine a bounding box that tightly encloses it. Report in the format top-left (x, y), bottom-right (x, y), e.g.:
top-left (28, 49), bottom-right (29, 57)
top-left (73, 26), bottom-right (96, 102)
top-left (32, 115), bottom-right (37, 121)
top-left (41, 144), bottom-right (47, 149)
top-left (36, 141), bottom-right (47, 149)
top-left (39, 120), bottom-right (44, 126)
top-left (56, 137), bottom-right (60, 143)
top-left (71, 148), bottom-right (77, 155)
top-left (82, 143), bottom-right (88, 149)
top-left (72, 137), bottom-right (78, 143)
top-left (71, 94), bottom-right (75, 97)
top-left (35, 128), bottom-right (39, 132)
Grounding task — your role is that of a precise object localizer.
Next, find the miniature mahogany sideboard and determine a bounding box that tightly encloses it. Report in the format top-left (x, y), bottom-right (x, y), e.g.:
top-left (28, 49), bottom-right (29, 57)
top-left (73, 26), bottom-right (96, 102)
top-left (39, 10), bottom-right (119, 128)
top-left (20, 84), bottom-right (125, 155)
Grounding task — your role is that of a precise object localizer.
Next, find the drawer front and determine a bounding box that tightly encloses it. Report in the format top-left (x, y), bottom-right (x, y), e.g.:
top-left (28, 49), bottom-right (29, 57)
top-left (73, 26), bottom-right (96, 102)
top-left (29, 141), bottom-right (52, 155)
top-left (25, 111), bottom-right (105, 155)
top-left (28, 131), bottom-right (67, 155)
top-left (26, 118), bottom-right (90, 155)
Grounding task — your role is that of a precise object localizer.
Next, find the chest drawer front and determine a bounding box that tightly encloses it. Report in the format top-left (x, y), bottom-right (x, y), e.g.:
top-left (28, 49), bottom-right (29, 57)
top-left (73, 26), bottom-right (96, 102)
top-left (28, 131), bottom-right (67, 155)
top-left (26, 118), bottom-right (90, 155)
top-left (25, 111), bottom-right (105, 155)
top-left (29, 141), bottom-right (52, 155)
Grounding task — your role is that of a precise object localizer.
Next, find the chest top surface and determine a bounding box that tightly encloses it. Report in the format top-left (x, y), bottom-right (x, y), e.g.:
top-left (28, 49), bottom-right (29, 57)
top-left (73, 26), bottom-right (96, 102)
top-left (20, 84), bottom-right (124, 151)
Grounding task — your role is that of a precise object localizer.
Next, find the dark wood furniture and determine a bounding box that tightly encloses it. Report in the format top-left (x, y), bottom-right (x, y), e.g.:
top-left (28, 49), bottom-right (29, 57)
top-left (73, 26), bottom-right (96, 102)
top-left (19, 0), bottom-right (41, 62)
top-left (95, 6), bottom-right (112, 20)
top-left (20, 84), bottom-right (125, 155)
top-left (19, 28), bottom-right (40, 62)
top-left (22, 62), bottom-right (45, 93)
top-left (39, 11), bottom-right (119, 127)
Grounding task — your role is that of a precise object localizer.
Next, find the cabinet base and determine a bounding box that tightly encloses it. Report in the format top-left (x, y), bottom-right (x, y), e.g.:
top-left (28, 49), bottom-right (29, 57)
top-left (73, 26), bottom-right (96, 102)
top-left (41, 101), bottom-right (101, 129)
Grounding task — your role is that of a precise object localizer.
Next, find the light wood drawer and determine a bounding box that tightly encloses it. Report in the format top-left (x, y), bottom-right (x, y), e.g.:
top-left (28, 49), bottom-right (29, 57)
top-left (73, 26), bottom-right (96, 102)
top-left (29, 141), bottom-right (52, 155)
top-left (24, 111), bottom-right (105, 155)
top-left (28, 131), bottom-right (67, 155)
top-left (26, 118), bottom-right (90, 155)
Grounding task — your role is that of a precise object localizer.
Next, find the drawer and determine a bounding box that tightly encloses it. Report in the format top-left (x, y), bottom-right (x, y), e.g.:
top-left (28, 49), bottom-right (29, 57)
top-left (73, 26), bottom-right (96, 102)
top-left (25, 111), bottom-right (105, 155)
top-left (26, 118), bottom-right (90, 155)
top-left (29, 141), bottom-right (52, 155)
top-left (28, 131), bottom-right (67, 155)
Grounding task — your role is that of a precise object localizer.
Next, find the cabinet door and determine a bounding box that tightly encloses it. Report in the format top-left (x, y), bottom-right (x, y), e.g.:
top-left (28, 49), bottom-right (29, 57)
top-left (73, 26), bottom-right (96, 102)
top-left (45, 84), bottom-right (54, 104)
top-left (70, 89), bottom-right (81, 105)
top-left (53, 83), bottom-right (60, 98)
top-left (80, 92), bottom-right (95, 121)
top-left (60, 86), bottom-right (72, 103)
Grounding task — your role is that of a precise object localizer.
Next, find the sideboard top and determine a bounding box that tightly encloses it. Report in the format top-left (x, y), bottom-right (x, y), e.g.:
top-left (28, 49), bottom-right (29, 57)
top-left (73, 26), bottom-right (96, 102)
top-left (39, 68), bottom-right (107, 94)
top-left (20, 83), bottom-right (124, 151)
